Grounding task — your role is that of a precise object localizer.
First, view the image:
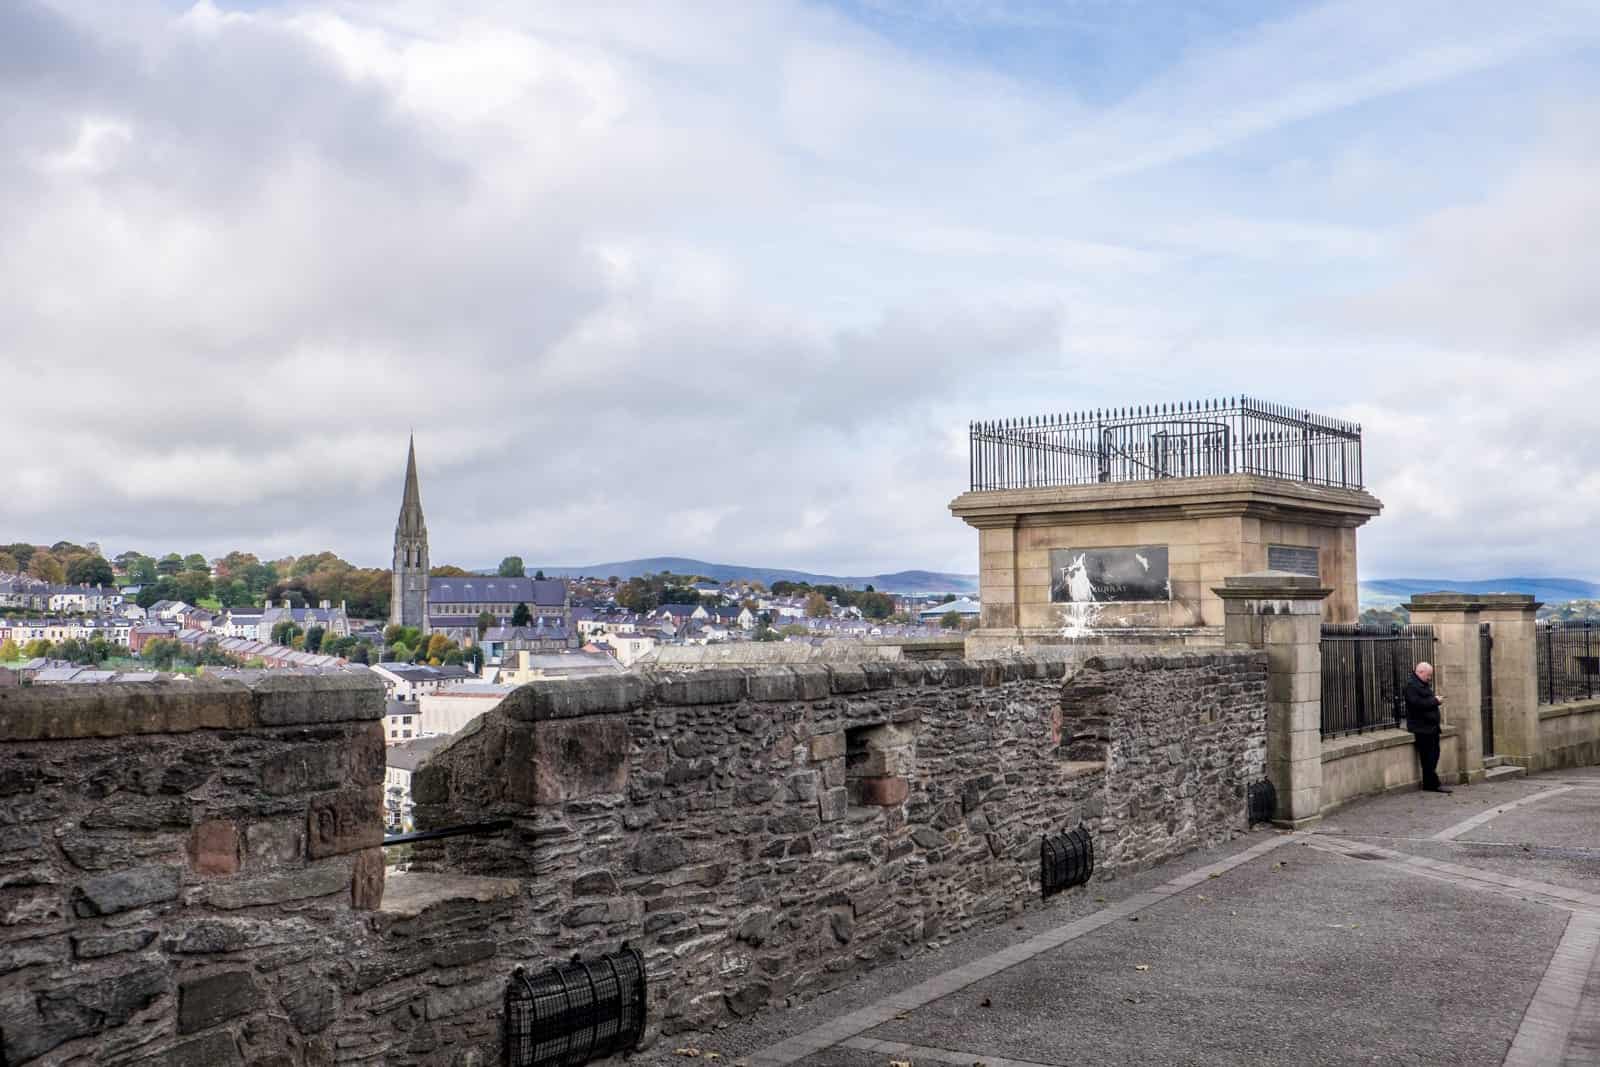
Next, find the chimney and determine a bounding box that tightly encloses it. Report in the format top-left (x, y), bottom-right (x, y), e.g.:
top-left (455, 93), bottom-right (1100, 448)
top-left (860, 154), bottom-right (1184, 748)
top-left (340, 600), bottom-right (346, 613)
top-left (282, 598), bottom-right (291, 610)
top-left (320, 600), bottom-right (331, 610)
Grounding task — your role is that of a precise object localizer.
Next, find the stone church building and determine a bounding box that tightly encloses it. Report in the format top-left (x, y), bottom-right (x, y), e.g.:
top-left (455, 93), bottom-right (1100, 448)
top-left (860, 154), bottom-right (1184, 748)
top-left (388, 439), bottom-right (574, 645)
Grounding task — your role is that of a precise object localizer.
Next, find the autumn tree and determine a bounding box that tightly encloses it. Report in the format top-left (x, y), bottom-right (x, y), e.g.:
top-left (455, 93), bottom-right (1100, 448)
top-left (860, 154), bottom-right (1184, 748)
top-left (0, 552), bottom-right (17, 575)
top-left (28, 552), bottom-right (65, 584)
top-left (430, 565), bottom-right (472, 577)
top-left (804, 592), bottom-right (830, 618)
top-left (0, 638), bottom-right (20, 661)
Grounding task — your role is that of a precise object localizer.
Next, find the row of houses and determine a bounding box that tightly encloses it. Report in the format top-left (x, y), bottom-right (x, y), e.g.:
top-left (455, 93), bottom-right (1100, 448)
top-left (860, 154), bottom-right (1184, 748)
top-left (0, 577), bottom-right (128, 615)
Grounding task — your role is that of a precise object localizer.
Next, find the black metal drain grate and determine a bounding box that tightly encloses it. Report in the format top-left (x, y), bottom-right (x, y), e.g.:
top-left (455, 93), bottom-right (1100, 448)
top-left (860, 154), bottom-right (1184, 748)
top-left (504, 944), bottom-right (646, 1067)
top-left (1247, 779), bottom-right (1276, 825)
top-left (1041, 826), bottom-right (1094, 898)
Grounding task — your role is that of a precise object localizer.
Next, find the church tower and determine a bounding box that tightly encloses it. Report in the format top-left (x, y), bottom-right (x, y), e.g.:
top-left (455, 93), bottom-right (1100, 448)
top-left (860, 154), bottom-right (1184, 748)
top-left (390, 436), bottom-right (430, 633)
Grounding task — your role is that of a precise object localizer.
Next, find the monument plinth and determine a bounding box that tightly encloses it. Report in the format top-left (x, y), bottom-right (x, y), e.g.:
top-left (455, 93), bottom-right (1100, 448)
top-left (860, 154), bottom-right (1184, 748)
top-left (950, 399), bottom-right (1382, 640)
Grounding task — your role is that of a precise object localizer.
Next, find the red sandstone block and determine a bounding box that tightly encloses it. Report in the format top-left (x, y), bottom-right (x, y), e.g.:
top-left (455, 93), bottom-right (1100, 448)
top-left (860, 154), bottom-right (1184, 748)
top-left (188, 820), bottom-right (240, 877)
top-left (851, 776), bottom-right (907, 807)
top-left (351, 847), bottom-right (384, 911)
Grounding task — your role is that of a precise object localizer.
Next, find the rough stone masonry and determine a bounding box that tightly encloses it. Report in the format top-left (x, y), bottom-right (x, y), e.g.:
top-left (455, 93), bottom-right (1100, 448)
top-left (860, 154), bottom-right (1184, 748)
top-left (0, 652), bottom-right (1265, 1065)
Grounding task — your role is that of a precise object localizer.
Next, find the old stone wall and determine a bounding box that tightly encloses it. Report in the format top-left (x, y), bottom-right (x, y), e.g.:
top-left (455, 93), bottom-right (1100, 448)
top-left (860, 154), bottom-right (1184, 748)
top-left (413, 651), bottom-right (1267, 1040)
top-left (1537, 700), bottom-right (1600, 771)
top-left (0, 675), bottom-right (521, 1067)
top-left (0, 654), bottom-right (1267, 1065)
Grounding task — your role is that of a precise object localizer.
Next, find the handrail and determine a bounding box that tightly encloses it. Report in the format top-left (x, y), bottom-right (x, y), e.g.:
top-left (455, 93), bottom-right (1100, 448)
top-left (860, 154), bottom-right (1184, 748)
top-left (381, 819), bottom-right (512, 846)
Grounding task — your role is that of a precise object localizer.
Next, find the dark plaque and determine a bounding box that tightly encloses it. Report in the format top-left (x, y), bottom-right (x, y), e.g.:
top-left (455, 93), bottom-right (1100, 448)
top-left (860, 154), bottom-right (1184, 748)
top-left (1049, 546), bottom-right (1169, 603)
top-left (1267, 544), bottom-right (1319, 577)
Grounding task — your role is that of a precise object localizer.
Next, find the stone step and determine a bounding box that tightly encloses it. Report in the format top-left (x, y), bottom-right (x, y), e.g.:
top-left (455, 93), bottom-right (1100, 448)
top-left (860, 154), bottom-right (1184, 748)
top-left (1483, 755), bottom-right (1506, 769)
top-left (1484, 763), bottom-right (1526, 782)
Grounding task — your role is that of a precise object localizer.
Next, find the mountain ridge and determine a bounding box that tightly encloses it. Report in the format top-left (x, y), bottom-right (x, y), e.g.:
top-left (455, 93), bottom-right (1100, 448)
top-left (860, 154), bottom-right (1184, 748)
top-left (494, 557), bottom-right (978, 594)
top-left (1360, 577), bottom-right (1600, 607)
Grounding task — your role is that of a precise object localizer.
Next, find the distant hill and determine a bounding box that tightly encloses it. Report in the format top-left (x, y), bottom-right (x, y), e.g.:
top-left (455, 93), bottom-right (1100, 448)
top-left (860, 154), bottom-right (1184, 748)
top-left (1360, 577), bottom-right (1600, 608)
top-left (499, 557), bottom-right (978, 594)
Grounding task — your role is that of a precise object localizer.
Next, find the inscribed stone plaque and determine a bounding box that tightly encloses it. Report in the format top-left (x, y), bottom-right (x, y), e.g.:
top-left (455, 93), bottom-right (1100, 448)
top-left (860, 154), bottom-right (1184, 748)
top-left (1049, 546), bottom-right (1170, 603)
top-left (1267, 544), bottom-right (1319, 577)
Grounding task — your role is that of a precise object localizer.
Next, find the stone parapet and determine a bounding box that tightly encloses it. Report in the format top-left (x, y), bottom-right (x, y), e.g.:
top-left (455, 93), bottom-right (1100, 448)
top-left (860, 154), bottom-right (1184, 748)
top-left (0, 671), bottom-right (383, 741)
top-left (415, 651), bottom-right (1267, 1041)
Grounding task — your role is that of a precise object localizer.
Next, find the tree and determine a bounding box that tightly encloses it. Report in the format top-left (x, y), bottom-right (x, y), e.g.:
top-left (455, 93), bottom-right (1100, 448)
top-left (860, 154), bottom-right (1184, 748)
top-left (476, 611), bottom-right (495, 640)
top-left (0, 551), bottom-right (17, 575)
top-left (940, 610), bottom-right (962, 630)
top-left (173, 570), bottom-right (213, 605)
top-left (140, 637), bottom-right (181, 669)
top-left (857, 591), bottom-right (894, 620)
top-left (430, 565), bottom-right (472, 577)
top-left (183, 554), bottom-right (209, 572)
top-left (156, 553), bottom-right (183, 577)
top-left (349, 643), bottom-right (372, 665)
top-left (27, 552), bottom-right (65, 584)
top-left (780, 623), bottom-right (810, 637)
top-left (304, 626), bottom-right (326, 653)
top-left (511, 602), bottom-right (532, 627)
top-left (0, 638), bottom-right (19, 661)
top-left (128, 556), bottom-right (159, 584)
top-left (389, 643), bottom-right (412, 663)
top-left (64, 556), bottom-right (114, 588)
top-left (216, 580), bottom-right (252, 610)
top-left (425, 633), bottom-right (454, 662)
top-left (443, 649), bottom-right (464, 665)
top-left (940, 593), bottom-right (958, 604)
top-left (5, 544), bottom-right (36, 571)
top-left (213, 551), bottom-right (259, 580)
top-left (136, 579), bottom-right (179, 609)
top-left (271, 621), bottom-right (303, 646)
top-left (805, 592), bottom-right (830, 618)
top-left (533, 570), bottom-right (546, 581)
top-left (497, 556), bottom-right (525, 578)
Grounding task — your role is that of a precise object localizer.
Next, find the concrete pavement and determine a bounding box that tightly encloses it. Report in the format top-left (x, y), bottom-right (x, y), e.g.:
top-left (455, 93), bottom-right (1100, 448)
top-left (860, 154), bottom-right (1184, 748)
top-left (639, 765), bottom-right (1600, 1066)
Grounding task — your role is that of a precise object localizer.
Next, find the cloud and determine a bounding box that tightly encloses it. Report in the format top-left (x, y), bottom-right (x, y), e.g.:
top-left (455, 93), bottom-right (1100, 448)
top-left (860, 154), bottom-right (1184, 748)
top-left (2, 0), bottom-right (1597, 583)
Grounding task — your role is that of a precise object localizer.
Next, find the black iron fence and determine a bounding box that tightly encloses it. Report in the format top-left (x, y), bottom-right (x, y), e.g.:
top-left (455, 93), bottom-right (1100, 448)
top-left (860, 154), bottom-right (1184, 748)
top-left (1320, 624), bottom-right (1437, 738)
top-left (1536, 620), bottom-right (1600, 705)
top-left (969, 396), bottom-right (1362, 492)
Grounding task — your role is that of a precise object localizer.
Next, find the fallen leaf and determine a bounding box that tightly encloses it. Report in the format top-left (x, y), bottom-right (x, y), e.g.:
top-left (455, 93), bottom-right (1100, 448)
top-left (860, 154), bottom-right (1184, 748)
top-left (895, 1012), bottom-right (911, 1020)
top-left (673, 1050), bottom-right (701, 1059)
top-left (1134, 964), bottom-right (1150, 972)
top-left (890, 1061), bottom-right (913, 1067)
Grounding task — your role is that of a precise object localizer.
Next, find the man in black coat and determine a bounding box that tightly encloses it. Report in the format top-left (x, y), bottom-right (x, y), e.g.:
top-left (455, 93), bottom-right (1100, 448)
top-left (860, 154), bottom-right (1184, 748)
top-left (1404, 661), bottom-right (1451, 793)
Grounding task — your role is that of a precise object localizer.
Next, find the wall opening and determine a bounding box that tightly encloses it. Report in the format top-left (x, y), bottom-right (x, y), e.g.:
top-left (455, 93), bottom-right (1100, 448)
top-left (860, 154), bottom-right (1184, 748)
top-left (845, 722), bottom-right (916, 807)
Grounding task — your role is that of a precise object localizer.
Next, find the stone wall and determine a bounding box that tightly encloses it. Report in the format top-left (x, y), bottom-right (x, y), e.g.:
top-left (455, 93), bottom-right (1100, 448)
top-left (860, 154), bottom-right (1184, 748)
top-left (1537, 700), bottom-right (1600, 771)
top-left (1318, 726), bottom-right (1464, 813)
top-left (0, 675), bottom-right (522, 1066)
top-left (413, 652), bottom-right (1267, 1041)
top-left (0, 654), bottom-right (1267, 1065)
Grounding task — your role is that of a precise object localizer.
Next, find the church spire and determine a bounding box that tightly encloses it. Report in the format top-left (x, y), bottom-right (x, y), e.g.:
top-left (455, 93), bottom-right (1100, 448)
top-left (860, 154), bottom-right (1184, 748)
top-left (397, 434), bottom-right (425, 534)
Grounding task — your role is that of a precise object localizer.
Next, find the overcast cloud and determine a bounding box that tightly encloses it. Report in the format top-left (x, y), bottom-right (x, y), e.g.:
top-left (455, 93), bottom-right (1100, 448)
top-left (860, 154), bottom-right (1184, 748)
top-left (4, 0), bottom-right (1599, 579)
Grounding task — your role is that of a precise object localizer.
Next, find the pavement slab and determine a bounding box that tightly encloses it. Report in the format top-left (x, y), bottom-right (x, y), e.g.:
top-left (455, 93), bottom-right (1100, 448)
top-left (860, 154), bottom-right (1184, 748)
top-left (633, 767), bottom-right (1600, 1067)
top-left (859, 845), bottom-right (1563, 1067)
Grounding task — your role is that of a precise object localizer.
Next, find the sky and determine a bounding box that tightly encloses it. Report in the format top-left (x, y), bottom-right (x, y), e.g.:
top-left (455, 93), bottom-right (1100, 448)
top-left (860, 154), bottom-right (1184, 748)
top-left (4, 0), bottom-right (1599, 579)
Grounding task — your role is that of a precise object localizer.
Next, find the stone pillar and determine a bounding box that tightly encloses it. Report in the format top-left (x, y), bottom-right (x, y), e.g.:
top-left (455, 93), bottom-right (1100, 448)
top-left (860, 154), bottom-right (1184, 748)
top-left (1404, 594), bottom-right (1485, 784)
top-left (1475, 594), bottom-right (1542, 768)
top-left (1214, 572), bottom-right (1331, 828)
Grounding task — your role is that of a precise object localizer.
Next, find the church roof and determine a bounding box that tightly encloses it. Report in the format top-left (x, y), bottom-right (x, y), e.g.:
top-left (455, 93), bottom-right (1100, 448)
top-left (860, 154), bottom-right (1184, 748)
top-left (427, 577), bottom-right (566, 607)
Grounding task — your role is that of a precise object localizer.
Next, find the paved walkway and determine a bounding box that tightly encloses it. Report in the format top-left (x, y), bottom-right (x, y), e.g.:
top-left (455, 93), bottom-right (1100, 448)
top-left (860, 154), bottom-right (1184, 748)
top-left (642, 764), bottom-right (1600, 1066)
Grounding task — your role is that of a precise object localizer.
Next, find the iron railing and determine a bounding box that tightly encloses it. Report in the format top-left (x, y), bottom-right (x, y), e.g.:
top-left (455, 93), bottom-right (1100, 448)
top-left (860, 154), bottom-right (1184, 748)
top-left (968, 396), bottom-right (1362, 492)
top-left (1320, 624), bottom-right (1437, 739)
top-left (1536, 621), bottom-right (1600, 705)
top-left (382, 820), bottom-right (511, 847)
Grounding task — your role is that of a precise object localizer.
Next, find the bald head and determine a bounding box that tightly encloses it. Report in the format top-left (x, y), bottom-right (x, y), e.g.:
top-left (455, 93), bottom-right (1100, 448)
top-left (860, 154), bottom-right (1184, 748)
top-left (1415, 662), bottom-right (1433, 682)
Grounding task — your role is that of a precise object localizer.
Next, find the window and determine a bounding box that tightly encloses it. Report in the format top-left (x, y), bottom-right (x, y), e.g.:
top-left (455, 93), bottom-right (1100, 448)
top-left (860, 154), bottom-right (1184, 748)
top-left (402, 730), bottom-right (412, 738)
top-left (402, 716), bottom-right (412, 725)
top-left (390, 729), bottom-right (397, 738)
